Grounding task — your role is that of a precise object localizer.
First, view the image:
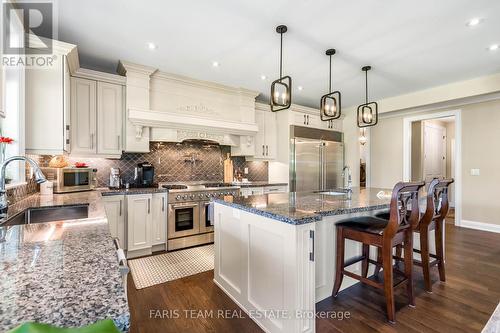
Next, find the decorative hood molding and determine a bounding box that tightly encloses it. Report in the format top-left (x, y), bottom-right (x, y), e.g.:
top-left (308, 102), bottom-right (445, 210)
top-left (119, 60), bottom-right (260, 150)
top-left (128, 108), bottom-right (258, 138)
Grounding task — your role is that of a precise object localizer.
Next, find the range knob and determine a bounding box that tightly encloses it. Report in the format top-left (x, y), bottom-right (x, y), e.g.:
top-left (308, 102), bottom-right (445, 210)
top-left (175, 195), bottom-right (181, 200)
top-left (190, 194), bottom-right (195, 199)
top-left (205, 193), bottom-right (211, 198)
top-left (182, 194), bottom-right (188, 200)
top-left (199, 194), bottom-right (204, 198)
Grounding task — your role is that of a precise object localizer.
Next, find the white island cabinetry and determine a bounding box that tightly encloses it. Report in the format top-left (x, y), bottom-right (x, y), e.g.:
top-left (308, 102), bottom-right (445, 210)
top-left (213, 203), bottom-right (315, 333)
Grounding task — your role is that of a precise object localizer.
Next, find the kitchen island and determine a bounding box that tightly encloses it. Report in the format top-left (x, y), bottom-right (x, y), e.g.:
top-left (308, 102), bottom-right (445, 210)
top-left (0, 191), bottom-right (129, 332)
top-left (212, 187), bottom-right (433, 333)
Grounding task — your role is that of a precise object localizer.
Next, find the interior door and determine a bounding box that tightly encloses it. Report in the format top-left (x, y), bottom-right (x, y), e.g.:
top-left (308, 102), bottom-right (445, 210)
top-left (323, 141), bottom-right (344, 189)
top-left (423, 122), bottom-right (446, 181)
top-left (294, 137), bottom-right (321, 192)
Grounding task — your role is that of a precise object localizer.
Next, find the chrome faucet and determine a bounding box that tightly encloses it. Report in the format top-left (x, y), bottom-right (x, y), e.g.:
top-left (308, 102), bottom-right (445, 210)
top-left (342, 165), bottom-right (352, 191)
top-left (0, 156), bottom-right (47, 214)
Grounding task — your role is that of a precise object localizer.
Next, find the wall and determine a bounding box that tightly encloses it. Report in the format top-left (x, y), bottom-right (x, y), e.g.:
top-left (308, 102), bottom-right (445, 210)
top-left (410, 121), bottom-right (422, 181)
top-left (34, 142), bottom-right (268, 187)
top-left (370, 99), bottom-right (500, 226)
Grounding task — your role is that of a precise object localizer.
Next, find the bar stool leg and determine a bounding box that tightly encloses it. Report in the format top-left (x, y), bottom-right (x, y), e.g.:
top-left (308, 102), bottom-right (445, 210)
top-left (404, 231), bottom-right (415, 307)
top-left (332, 227), bottom-right (345, 297)
top-left (362, 244), bottom-right (370, 277)
top-left (382, 244), bottom-right (396, 323)
top-left (419, 227), bottom-right (432, 292)
top-left (435, 220), bottom-right (446, 282)
top-left (373, 247), bottom-right (382, 278)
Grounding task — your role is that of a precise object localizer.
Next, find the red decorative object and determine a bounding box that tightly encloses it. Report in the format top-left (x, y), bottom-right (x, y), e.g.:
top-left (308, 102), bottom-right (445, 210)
top-left (74, 162), bottom-right (89, 168)
top-left (0, 137), bottom-right (14, 144)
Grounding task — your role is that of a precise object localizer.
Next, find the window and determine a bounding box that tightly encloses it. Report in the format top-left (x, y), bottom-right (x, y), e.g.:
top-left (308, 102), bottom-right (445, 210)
top-left (0, 4), bottom-right (25, 187)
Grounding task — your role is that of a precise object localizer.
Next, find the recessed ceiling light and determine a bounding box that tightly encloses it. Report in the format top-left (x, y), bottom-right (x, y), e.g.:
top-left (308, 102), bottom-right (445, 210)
top-left (212, 61), bottom-right (220, 67)
top-left (147, 42), bottom-right (157, 50)
top-left (488, 44), bottom-right (499, 51)
top-left (466, 18), bottom-right (482, 27)
top-left (297, 86), bottom-right (303, 91)
top-left (260, 75), bottom-right (267, 80)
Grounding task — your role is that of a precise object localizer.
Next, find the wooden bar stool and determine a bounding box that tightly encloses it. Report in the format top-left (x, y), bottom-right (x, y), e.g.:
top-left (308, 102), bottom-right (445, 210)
top-left (375, 178), bottom-right (454, 292)
top-left (332, 181), bottom-right (425, 323)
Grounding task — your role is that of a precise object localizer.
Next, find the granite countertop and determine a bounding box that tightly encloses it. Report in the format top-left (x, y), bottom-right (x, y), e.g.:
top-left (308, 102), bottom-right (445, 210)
top-left (232, 182), bottom-right (288, 188)
top-left (213, 187), bottom-right (392, 225)
top-left (0, 191), bottom-right (130, 332)
top-left (99, 187), bottom-right (168, 196)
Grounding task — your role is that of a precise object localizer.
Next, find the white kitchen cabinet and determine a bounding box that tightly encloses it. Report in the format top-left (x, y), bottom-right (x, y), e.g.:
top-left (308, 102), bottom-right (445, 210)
top-left (102, 195), bottom-right (126, 248)
top-left (151, 193), bottom-right (167, 245)
top-left (70, 77), bottom-right (97, 155)
top-left (263, 185), bottom-right (288, 194)
top-left (70, 76), bottom-right (124, 157)
top-left (127, 194), bottom-right (153, 252)
top-left (293, 111), bottom-right (322, 128)
top-left (322, 118), bottom-right (342, 131)
top-left (97, 82), bottom-right (124, 155)
top-left (26, 55), bottom-right (71, 154)
top-left (252, 110), bottom-right (277, 160)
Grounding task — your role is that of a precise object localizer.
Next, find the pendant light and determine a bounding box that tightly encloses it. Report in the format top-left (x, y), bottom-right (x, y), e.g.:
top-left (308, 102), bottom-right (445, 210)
top-left (270, 25), bottom-right (292, 112)
top-left (357, 66), bottom-right (378, 128)
top-left (359, 128), bottom-right (367, 145)
top-left (320, 48), bottom-right (341, 121)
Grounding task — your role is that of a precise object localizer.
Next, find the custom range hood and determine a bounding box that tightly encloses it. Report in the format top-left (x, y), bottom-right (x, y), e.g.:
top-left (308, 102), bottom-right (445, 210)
top-left (118, 61), bottom-right (259, 151)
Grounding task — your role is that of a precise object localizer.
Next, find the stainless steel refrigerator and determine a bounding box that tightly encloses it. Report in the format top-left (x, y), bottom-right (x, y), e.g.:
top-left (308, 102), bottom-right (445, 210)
top-left (290, 126), bottom-right (344, 192)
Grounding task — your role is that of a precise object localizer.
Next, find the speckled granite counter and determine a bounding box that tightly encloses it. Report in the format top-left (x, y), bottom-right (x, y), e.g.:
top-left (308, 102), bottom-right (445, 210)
top-left (99, 187), bottom-right (168, 196)
top-left (232, 182), bottom-right (288, 188)
top-left (213, 187), bottom-right (392, 225)
top-left (0, 191), bottom-right (129, 332)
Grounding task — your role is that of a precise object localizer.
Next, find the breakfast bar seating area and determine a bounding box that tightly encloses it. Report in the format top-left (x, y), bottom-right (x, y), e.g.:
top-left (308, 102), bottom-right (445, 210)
top-left (333, 178), bottom-right (454, 323)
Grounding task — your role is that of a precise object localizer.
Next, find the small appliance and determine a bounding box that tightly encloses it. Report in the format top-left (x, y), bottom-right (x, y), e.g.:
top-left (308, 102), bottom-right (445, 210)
top-left (136, 162), bottom-right (154, 187)
top-left (41, 167), bottom-right (96, 193)
top-left (109, 168), bottom-right (121, 189)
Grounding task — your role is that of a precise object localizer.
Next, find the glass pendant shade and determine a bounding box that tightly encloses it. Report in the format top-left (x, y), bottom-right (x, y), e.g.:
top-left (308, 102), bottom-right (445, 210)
top-left (320, 91), bottom-right (341, 120)
top-left (359, 129), bottom-right (367, 145)
top-left (357, 66), bottom-right (378, 128)
top-left (271, 76), bottom-right (292, 109)
top-left (320, 48), bottom-right (341, 121)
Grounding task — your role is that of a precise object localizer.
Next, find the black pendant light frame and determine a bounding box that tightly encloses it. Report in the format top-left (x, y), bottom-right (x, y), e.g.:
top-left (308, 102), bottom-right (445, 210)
top-left (270, 25), bottom-right (292, 112)
top-left (357, 66), bottom-right (378, 128)
top-left (320, 48), bottom-right (342, 121)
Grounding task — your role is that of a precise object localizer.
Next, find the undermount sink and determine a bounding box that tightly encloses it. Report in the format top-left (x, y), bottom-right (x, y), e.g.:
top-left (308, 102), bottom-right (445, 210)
top-left (2, 205), bottom-right (89, 227)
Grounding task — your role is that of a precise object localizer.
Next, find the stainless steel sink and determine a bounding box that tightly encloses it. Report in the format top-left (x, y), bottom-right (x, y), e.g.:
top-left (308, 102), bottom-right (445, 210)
top-left (1, 204), bottom-right (89, 226)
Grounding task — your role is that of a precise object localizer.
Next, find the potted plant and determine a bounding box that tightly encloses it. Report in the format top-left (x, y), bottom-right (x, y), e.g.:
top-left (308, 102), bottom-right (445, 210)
top-left (0, 134), bottom-right (14, 184)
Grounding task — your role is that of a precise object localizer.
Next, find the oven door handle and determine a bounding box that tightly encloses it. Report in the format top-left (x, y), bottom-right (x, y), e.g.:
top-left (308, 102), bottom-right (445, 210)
top-left (171, 203), bottom-right (198, 209)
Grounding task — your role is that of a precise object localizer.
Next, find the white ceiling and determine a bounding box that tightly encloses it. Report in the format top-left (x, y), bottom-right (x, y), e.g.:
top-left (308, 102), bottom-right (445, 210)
top-left (55, 0), bottom-right (500, 108)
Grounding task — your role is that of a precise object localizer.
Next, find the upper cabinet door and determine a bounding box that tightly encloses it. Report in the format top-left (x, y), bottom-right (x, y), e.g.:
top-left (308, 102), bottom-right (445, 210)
top-left (97, 82), bottom-right (123, 155)
top-left (70, 77), bottom-right (97, 155)
top-left (264, 111), bottom-right (277, 159)
top-left (254, 110), bottom-right (266, 158)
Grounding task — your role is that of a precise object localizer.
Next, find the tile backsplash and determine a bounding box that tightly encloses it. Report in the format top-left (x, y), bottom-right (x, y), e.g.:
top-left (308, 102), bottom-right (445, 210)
top-left (33, 142), bottom-right (268, 187)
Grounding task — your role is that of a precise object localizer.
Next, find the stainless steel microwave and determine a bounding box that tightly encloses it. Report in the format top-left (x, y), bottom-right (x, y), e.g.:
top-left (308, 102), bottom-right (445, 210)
top-left (41, 167), bottom-right (96, 193)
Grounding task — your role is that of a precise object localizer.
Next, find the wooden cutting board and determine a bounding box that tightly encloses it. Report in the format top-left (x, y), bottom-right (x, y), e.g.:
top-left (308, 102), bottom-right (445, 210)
top-left (223, 154), bottom-right (233, 183)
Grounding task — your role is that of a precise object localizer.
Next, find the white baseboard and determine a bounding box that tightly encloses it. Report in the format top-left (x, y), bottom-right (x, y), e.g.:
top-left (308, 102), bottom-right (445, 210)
top-left (461, 220), bottom-right (500, 233)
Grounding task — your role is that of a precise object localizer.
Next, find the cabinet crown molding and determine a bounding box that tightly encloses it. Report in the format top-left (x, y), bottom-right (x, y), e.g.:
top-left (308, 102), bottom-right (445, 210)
top-left (117, 60), bottom-right (157, 76)
top-left (73, 68), bottom-right (126, 85)
top-left (153, 71), bottom-right (259, 98)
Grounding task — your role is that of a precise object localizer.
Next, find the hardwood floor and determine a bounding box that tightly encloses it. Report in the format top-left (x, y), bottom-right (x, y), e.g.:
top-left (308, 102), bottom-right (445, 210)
top-left (127, 223), bottom-right (500, 333)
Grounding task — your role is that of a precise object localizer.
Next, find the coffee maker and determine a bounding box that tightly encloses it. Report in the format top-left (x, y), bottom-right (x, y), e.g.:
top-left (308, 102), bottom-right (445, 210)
top-left (135, 162), bottom-right (154, 187)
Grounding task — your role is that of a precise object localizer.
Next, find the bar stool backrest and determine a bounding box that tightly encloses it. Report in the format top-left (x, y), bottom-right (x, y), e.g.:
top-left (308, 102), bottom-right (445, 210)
top-left (385, 181), bottom-right (425, 239)
top-left (420, 178), bottom-right (454, 228)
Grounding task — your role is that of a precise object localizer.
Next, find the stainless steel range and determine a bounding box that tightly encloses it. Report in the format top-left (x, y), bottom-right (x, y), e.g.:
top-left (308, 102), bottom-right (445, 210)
top-left (159, 182), bottom-right (240, 251)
